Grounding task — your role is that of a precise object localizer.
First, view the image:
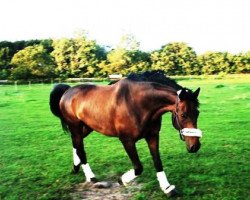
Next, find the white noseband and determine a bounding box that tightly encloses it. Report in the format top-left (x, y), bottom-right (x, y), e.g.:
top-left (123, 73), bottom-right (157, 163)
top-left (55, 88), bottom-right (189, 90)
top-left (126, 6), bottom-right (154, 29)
top-left (181, 128), bottom-right (202, 137)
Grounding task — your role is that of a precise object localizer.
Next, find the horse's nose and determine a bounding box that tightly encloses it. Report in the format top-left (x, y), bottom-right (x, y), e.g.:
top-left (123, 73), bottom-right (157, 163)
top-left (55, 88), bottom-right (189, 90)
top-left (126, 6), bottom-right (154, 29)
top-left (188, 142), bottom-right (201, 153)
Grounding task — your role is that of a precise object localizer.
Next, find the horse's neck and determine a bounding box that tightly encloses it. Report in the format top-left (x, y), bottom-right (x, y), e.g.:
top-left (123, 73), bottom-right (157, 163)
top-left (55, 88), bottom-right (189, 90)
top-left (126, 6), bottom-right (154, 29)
top-left (145, 87), bottom-right (177, 120)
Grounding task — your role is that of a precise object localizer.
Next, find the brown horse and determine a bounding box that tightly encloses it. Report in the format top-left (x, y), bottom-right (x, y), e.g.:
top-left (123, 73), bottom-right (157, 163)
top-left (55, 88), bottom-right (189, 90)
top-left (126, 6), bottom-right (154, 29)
top-left (49, 71), bottom-right (202, 197)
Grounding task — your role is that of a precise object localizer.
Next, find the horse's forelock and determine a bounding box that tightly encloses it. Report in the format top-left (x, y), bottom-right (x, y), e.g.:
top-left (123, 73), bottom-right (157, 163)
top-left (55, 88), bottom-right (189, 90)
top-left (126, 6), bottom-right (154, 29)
top-left (188, 91), bottom-right (200, 108)
top-left (181, 88), bottom-right (200, 108)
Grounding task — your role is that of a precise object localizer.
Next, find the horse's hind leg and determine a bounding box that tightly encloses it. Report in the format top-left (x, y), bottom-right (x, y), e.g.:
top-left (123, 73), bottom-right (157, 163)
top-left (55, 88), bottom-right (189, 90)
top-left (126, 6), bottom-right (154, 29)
top-left (119, 139), bottom-right (143, 185)
top-left (70, 124), bottom-right (96, 182)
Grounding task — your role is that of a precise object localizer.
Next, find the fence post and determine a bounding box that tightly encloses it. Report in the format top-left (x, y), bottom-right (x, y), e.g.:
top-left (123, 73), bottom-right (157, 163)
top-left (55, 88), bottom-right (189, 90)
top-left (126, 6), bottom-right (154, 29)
top-left (14, 81), bottom-right (18, 91)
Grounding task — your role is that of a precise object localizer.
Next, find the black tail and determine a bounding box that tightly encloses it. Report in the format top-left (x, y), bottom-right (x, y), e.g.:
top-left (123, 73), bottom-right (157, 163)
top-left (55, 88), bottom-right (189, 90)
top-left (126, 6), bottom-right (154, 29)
top-left (49, 84), bottom-right (71, 132)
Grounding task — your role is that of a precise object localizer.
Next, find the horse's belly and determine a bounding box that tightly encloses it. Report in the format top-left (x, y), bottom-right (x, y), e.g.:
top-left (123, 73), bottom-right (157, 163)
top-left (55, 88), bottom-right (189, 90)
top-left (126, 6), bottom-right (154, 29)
top-left (76, 100), bottom-right (141, 138)
top-left (78, 112), bottom-right (118, 137)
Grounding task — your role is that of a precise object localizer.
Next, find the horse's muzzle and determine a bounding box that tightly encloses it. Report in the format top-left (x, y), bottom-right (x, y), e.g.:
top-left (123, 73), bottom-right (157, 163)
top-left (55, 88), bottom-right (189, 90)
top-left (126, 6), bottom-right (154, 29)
top-left (187, 141), bottom-right (201, 153)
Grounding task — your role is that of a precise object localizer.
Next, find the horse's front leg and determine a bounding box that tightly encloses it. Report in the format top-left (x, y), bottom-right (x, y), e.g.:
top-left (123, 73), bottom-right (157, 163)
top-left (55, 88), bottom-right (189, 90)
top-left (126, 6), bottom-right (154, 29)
top-left (146, 134), bottom-right (177, 197)
top-left (70, 125), bottom-right (96, 182)
top-left (119, 139), bottom-right (143, 186)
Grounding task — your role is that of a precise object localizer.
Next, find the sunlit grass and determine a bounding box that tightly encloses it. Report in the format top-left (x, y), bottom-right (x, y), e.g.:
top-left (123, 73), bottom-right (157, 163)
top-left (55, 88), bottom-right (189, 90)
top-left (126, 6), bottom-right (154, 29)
top-left (0, 75), bottom-right (249, 199)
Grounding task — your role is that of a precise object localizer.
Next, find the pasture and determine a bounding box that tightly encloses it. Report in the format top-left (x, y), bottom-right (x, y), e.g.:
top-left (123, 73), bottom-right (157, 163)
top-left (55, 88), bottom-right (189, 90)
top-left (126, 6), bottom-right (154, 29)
top-left (0, 75), bottom-right (249, 200)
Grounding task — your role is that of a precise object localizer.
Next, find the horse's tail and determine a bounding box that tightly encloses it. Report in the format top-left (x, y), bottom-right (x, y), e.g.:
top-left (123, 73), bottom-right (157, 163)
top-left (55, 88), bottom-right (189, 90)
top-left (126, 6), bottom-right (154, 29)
top-left (49, 84), bottom-right (71, 132)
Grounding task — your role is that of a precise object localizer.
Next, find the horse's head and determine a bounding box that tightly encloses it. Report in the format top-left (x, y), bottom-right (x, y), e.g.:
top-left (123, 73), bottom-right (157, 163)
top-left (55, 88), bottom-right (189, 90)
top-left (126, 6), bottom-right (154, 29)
top-left (172, 88), bottom-right (202, 153)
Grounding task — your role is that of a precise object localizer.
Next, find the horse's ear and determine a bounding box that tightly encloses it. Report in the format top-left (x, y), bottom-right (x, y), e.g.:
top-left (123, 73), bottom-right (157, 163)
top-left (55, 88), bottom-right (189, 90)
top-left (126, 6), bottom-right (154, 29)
top-left (177, 89), bottom-right (187, 100)
top-left (193, 87), bottom-right (200, 99)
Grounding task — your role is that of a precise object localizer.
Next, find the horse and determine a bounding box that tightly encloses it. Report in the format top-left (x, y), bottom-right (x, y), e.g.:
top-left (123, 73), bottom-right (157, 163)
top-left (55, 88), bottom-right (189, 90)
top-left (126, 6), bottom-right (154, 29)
top-left (49, 71), bottom-right (202, 197)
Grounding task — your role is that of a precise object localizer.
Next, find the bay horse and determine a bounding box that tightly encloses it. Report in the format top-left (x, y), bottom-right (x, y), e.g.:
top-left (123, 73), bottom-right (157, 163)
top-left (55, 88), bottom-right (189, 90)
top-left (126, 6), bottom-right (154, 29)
top-left (49, 71), bottom-right (202, 197)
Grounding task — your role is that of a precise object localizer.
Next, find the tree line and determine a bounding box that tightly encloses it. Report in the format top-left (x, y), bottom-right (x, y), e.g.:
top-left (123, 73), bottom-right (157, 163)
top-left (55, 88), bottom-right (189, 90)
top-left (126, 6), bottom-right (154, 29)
top-left (0, 34), bottom-right (249, 80)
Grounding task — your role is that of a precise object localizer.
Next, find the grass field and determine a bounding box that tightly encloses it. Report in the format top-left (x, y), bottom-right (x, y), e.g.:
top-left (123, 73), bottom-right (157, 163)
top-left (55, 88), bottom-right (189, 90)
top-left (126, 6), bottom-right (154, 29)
top-left (0, 75), bottom-right (249, 200)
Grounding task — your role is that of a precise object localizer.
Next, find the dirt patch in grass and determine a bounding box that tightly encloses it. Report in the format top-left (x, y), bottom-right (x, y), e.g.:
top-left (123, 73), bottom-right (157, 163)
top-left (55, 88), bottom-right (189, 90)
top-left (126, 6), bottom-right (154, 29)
top-left (70, 181), bottom-right (142, 200)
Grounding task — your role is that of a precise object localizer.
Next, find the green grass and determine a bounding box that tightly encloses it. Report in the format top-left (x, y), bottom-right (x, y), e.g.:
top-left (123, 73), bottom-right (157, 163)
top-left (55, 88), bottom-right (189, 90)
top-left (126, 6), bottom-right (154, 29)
top-left (0, 75), bottom-right (250, 200)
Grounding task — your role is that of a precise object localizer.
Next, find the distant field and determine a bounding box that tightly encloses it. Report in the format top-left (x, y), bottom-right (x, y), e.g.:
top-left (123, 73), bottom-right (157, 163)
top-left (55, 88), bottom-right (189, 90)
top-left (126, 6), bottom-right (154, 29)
top-left (0, 75), bottom-right (249, 199)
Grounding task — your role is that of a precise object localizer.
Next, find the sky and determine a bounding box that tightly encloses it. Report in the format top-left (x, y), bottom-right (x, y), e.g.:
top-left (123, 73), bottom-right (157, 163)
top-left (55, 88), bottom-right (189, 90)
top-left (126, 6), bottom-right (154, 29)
top-left (1, 0), bottom-right (250, 54)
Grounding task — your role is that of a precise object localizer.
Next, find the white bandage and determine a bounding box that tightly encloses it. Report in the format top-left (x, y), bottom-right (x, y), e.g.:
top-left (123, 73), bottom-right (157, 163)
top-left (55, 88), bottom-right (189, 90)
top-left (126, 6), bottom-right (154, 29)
top-left (121, 169), bottom-right (137, 186)
top-left (181, 128), bottom-right (202, 137)
top-left (82, 163), bottom-right (95, 182)
top-left (73, 148), bottom-right (81, 166)
top-left (157, 171), bottom-right (170, 190)
top-left (157, 171), bottom-right (175, 194)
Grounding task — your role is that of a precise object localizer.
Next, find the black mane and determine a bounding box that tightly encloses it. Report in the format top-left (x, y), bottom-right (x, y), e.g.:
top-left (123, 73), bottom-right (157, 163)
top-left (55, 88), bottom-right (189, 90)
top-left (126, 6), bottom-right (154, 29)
top-left (108, 70), bottom-right (199, 107)
top-left (126, 70), bottom-right (182, 90)
top-left (126, 70), bottom-right (199, 108)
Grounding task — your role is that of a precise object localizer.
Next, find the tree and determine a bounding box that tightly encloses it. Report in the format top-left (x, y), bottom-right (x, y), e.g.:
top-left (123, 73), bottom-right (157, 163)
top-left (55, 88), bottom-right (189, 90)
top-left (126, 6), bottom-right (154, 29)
top-left (198, 52), bottom-right (235, 75)
top-left (11, 45), bottom-right (55, 80)
top-left (0, 36), bottom-right (249, 79)
top-left (117, 34), bottom-right (140, 51)
top-left (126, 50), bottom-right (151, 73)
top-left (233, 52), bottom-right (250, 74)
top-left (99, 34), bottom-right (150, 76)
top-left (71, 36), bottom-right (106, 77)
top-left (51, 35), bottom-right (106, 78)
top-left (51, 38), bottom-right (75, 79)
top-left (40, 39), bottom-right (54, 53)
top-left (0, 39), bottom-right (54, 79)
top-left (0, 47), bottom-right (11, 79)
top-left (100, 48), bottom-right (129, 75)
top-left (151, 42), bottom-right (200, 75)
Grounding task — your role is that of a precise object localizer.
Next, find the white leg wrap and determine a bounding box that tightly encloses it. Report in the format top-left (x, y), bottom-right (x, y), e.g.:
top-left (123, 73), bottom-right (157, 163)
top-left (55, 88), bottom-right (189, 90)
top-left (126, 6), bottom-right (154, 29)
top-left (82, 163), bottom-right (95, 182)
top-left (73, 148), bottom-right (81, 166)
top-left (121, 169), bottom-right (137, 186)
top-left (157, 171), bottom-right (175, 194)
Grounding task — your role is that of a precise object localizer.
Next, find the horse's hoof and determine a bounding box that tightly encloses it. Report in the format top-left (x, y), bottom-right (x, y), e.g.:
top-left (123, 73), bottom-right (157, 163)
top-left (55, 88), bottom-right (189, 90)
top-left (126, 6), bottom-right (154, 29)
top-left (90, 177), bottom-right (98, 183)
top-left (166, 188), bottom-right (178, 198)
top-left (117, 178), bottom-right (123, 185)
top-left (117, 178), bottom-right (130, 186)
top-left (93, 181), bottom-right (112, 189)
top-left (71, 164), bottom-right (81, 174)
top-left (163, 185), bottom-right (178, 197)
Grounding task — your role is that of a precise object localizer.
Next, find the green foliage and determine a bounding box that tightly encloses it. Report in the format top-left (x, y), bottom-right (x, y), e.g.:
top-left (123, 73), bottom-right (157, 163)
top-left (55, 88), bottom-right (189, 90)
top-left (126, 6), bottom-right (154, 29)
top-left (198, 52), bottom-right (234, 74)
top-left (0, 47), bottom-right (12, 79)
top-left (40, 39), bottom-right (54, 53)
top-left (233, 51), bottom-right (250, 73)
top-left (99, 49), bottom-right (151, 76)
top-left (151, 42), bottom-right (201, 75)
top-left (0, 39), bottom-right (54, 80)
top-left (99, 48), bottom-right (128, 75)
top-left (99, 34), bottom-right (151, 76)
top-left (10, 45), bottom-right (55, 80)
top-left (50, 38), bottom-right (75, 79)
top-left (51, 35), bottom-right (106, 79)
top-left (127, 50), bottom-right (151, 73)
top-left (0, 36), bottom-right (249, 80)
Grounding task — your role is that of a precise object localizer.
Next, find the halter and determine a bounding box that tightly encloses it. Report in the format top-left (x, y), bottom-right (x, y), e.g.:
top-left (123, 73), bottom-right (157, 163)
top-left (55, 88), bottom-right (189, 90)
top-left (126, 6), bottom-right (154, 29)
top-left (174, 91), bottom-right (202, 141)
top-left (173, 96), bottom-right (185, 141)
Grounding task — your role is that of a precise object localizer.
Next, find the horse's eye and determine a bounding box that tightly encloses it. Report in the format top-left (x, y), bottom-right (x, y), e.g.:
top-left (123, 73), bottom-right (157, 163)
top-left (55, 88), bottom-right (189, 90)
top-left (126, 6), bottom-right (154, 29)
top-left (181, 113), bottom-right (187, 118)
